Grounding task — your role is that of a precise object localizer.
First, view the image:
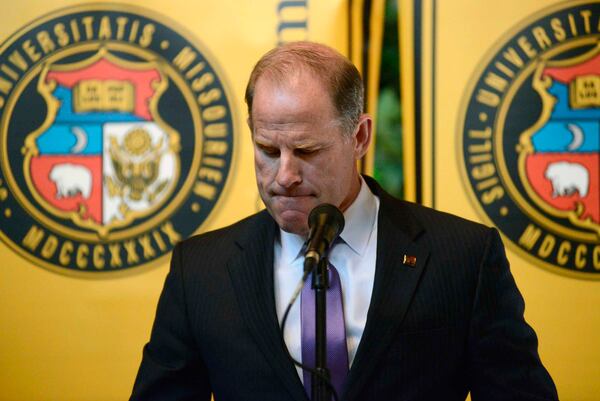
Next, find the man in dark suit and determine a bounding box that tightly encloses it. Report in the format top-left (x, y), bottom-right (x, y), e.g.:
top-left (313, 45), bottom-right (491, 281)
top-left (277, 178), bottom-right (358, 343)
top-left (131, 42), bottom-right (558, 401)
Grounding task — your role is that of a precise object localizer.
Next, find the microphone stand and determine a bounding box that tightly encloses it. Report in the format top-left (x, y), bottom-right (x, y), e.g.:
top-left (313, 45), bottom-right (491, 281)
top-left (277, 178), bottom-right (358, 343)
top-left (306, 256), bottom-right (332, 401)
top-left (302, 203), bottom-right (344, 401)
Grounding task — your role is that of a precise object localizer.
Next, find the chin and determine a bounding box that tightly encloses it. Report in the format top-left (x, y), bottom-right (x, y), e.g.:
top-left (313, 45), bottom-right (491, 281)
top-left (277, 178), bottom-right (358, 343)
top-left (277, 217), bottom-right (309, 237)
top-left (266, 203), bottom-right (310, 235)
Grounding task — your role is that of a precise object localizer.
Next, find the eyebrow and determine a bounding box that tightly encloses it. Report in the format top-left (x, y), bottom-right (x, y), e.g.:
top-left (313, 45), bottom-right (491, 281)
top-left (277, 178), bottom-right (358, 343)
top-left (256, 134), bottom-right (328, 147)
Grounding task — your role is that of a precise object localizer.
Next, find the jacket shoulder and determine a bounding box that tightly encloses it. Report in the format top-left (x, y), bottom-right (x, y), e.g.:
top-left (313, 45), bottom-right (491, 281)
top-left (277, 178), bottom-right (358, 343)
top-left (176, 209), bottom-right (275, 256)
top-left (403, 200), bottom-right (490, 234)
top-left (364, 174), bottom-right (493, 241)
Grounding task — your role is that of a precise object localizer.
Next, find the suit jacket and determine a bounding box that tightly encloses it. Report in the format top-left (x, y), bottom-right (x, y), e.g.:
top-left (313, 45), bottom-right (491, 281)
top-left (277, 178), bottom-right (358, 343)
top-left (131, 177), bottom-right (558, 401)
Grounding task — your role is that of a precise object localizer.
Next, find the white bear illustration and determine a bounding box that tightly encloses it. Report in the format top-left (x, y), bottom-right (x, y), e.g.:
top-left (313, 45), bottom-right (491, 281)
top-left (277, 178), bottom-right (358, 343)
top-left (544, 161), bottom-right (589, 198)
top-left (49, 163), bottom-right (92, 199)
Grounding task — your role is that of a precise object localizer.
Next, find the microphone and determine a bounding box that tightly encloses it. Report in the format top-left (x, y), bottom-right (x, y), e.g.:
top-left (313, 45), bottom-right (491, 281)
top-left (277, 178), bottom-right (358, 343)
top-left (304, 204), bottom-right (345, 270)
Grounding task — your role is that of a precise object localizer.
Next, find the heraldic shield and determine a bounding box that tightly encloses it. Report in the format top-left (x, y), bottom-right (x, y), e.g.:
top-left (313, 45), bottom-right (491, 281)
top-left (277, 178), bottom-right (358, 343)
top-left (518, 46), bottom-right (600, 235)
top-left (23, 49), bottom-right (181, 237)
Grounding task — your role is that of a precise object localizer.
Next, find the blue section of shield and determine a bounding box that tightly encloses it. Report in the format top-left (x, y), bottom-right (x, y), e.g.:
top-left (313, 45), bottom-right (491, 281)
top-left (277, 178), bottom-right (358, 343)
top-left (52, 86), bottom-right (143, 123)
top-left (531, 121), bottom-right (600, 152)
top-left (35, 86), bottom-right (146, 155)
top-left (548, 82), bottom-right (600, 120)
top-left (36, 124), bottom-right (102, 155)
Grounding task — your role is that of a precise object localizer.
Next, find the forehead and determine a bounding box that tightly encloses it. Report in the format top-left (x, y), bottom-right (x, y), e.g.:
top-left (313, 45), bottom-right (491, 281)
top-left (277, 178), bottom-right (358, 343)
top-left (258, 66), bottom-right (325, 93)
top-left (252, 69), bottom-right (337, 123)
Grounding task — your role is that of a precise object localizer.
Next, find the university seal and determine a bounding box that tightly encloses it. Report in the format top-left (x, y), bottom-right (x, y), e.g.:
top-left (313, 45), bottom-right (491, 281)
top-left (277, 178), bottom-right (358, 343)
top-left (460, 1), bottom-right (599, 278)
top-left (0, 5), bottom-right (235, 275)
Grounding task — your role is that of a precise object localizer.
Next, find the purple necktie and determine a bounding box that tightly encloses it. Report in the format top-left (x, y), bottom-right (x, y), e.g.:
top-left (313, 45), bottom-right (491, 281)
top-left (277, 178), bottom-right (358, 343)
top-left (301, 261), bottom-right (349, 399)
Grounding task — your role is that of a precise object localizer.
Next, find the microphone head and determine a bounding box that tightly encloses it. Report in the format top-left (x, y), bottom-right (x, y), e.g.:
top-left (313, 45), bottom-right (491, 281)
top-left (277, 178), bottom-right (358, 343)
top-left (308, 203), bottom-right (345, 243)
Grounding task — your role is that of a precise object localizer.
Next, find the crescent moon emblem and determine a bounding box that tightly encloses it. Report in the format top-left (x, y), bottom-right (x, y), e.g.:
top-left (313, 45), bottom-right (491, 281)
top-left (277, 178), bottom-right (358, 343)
top-left (70, 126), bottom-right (88, 154)
top-left (566, 123), bottom-right (584, 151)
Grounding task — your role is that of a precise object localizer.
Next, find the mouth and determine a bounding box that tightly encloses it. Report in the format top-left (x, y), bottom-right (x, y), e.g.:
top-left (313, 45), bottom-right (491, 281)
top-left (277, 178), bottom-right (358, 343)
top-left (271, 192), bottom-right (315, 200)
top-left (270, 194), bottom-right (316, 209)
top-left (270, 188), bottom-right (313, 197)
top-left (272, 193), bottom-right (313, 198)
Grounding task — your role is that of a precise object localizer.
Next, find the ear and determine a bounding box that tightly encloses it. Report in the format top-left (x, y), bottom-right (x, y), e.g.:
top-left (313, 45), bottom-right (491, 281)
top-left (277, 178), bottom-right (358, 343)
top-left (352, 114), bottom-right (373, 160)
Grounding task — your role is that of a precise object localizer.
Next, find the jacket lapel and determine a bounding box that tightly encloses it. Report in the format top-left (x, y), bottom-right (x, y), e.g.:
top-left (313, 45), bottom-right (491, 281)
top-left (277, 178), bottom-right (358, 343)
top-left (343, 179), bottom-right (430, 400)
top-left (227, 211), bottom-right (307, 401)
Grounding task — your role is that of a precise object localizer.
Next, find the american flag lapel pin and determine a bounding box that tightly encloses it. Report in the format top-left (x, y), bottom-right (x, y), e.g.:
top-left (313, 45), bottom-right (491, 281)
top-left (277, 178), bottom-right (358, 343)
top-left (403, 254), bottom-right (417, 267)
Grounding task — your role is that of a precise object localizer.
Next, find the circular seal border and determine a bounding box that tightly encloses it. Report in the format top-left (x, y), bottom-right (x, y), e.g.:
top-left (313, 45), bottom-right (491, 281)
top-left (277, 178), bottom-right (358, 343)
top-left (0, 3), bottom-right (240, 277)
top-left (457, 0), bottom-right (600, 280)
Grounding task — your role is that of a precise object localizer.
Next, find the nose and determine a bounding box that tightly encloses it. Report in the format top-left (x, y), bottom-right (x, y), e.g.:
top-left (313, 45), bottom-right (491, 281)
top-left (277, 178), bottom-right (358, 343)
top-left (276, 152), bottom-right (302, 188)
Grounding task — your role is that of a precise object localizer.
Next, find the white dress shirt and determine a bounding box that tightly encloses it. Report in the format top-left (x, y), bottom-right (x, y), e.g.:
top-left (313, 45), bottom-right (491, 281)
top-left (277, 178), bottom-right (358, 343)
top-left (273, 177), bottom-right (380, 380)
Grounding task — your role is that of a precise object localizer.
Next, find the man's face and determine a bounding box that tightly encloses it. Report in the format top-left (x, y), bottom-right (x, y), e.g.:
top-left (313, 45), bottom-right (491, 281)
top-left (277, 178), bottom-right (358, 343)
top-left (250, 71), bottom-right (364, 237)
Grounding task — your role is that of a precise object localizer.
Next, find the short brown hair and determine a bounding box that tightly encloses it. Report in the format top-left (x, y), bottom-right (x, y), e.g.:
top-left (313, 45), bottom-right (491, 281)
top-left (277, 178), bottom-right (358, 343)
top-left (245, 41), bottom-right (364, 135)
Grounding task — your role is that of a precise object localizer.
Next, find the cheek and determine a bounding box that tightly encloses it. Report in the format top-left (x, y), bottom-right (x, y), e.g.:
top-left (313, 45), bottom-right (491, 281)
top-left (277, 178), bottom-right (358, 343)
top-left (254, 156), bottom-right (275, 182)
top-left (326, 159), bottom-right (355, 192)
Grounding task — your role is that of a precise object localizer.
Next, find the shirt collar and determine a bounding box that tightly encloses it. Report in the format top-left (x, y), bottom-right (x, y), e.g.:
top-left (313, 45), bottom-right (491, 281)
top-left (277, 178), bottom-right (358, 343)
top-left (279, 229), bottom-right (306, 264)
top-left (278, 176), bottom-right (379, 263)
top-left (339, 176), bottom-right (379, 256)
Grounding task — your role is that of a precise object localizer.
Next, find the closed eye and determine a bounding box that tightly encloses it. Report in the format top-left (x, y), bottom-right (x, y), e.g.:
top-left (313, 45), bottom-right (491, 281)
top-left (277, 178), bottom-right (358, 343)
top-left (257, 143), bottom-right (280, 157)
top-left (294, 148), bottom-right (318, 157)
